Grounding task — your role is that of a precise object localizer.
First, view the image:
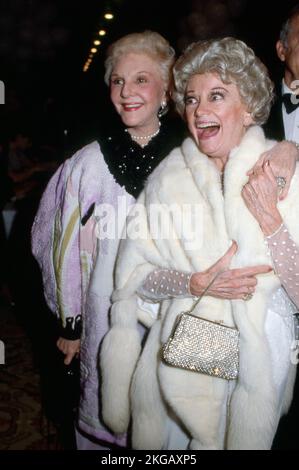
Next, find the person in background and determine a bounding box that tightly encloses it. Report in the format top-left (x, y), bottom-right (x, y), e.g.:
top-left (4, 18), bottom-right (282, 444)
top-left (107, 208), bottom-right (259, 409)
top-left (263, 3), bottom-right (299, 449)
top-left (101, 37), bottom-right (299, 450)
top-left (265, 3), bottom-right (299, 142)
top-left (7, 131), bottom-right (35, 183)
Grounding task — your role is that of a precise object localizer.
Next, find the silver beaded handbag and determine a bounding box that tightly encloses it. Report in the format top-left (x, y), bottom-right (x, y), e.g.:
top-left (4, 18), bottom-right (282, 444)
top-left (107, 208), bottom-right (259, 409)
top-left (162, 274), bottom-right (239, 380)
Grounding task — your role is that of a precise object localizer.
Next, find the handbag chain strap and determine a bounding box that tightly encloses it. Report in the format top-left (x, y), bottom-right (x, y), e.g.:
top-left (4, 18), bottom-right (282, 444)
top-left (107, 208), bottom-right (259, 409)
top-left (188, 270), bottom-right (223, 315)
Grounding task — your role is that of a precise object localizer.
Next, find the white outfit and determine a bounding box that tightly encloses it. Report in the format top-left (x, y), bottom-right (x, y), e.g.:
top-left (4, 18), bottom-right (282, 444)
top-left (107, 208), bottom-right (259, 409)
top-left (101, 127), bottom-right (299, 450)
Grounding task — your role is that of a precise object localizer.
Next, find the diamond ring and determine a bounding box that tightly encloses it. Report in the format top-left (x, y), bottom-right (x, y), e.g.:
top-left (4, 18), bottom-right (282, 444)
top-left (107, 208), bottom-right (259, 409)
top-left (243, 293), bottom-right (253, 301)
top-left (276, 176), bottom-right (286, 191)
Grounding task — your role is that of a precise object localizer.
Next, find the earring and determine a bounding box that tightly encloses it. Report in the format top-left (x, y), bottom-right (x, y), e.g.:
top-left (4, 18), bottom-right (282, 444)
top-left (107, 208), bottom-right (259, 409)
top-left (244, 112), bottom-right (253, 127)
top-left (158, 100), bottom-right (167, 118)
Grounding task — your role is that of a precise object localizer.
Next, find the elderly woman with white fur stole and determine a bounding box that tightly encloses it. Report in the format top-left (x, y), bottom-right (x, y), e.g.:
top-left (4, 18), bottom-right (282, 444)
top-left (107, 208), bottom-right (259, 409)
top-left (101, 38), bottom-right (299, 450)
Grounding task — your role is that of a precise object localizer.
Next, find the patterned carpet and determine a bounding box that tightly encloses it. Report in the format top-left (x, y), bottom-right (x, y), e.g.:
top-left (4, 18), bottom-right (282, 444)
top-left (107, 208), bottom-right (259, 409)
top-left (0, 302), bottom-right (58, 450)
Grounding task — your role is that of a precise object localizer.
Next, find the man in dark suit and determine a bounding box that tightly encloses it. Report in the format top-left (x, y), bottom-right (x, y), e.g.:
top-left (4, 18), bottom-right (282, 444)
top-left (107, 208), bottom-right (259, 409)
top-left (264, 4), bottom-right (299, 450)
top-left (265, 4), bottom-right (299, 142)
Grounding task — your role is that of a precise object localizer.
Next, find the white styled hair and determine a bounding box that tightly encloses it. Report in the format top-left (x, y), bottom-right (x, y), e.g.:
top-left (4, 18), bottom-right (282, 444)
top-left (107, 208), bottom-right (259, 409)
top-left (173, 37), bottom-right (274, 125)
top-left (104, 30), bottom-right (175, 89)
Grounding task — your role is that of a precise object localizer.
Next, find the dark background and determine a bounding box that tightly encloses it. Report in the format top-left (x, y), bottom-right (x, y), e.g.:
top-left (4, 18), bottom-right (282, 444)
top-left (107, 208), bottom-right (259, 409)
top-left (0, 0), bottom-right (298, 156)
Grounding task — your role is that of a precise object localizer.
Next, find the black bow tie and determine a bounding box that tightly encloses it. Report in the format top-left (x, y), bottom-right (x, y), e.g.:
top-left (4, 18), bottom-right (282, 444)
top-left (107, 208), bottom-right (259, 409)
top-left (282, 93), bottom-right (299, 114)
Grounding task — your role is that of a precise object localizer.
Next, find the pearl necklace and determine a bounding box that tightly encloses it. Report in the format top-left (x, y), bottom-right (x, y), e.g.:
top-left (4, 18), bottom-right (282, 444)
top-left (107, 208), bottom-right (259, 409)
top-left (125, 122), bottom-right (161, 146)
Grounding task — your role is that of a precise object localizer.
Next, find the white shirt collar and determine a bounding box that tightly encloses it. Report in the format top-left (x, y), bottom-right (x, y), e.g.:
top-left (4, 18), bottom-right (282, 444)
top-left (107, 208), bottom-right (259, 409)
top-left (281, 80), bottom-right (299, 142)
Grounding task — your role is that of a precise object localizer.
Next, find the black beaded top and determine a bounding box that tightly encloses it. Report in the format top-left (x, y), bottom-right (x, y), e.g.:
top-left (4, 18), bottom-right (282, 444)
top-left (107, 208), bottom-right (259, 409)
top-left (99, 118), bottom-right (185, 198)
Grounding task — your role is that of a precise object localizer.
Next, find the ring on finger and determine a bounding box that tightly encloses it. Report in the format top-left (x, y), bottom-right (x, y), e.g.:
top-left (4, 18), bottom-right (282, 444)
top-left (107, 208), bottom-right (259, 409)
top-left (276, 176), bottom-right (286, 194)
top-left (243, 293), bottom-right (253, 301)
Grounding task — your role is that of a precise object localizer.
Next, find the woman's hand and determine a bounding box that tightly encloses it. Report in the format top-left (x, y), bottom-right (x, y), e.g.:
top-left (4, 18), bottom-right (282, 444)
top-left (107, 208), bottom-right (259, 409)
top-left (56, 337), bottom-right (81, 365)
top-left (248, 140), bottom-right (297, 200)
top-left (189, 241), bottom-right (272, 299)
top-left (242, 161), bottom-right (283, 236)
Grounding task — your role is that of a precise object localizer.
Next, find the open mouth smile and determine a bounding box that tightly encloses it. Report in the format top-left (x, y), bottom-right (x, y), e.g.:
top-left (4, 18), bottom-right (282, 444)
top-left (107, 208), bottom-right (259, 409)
top-left (122, 103), bottom-right (143, 112)
top-left (195, 121), bottom-right (220, 139)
